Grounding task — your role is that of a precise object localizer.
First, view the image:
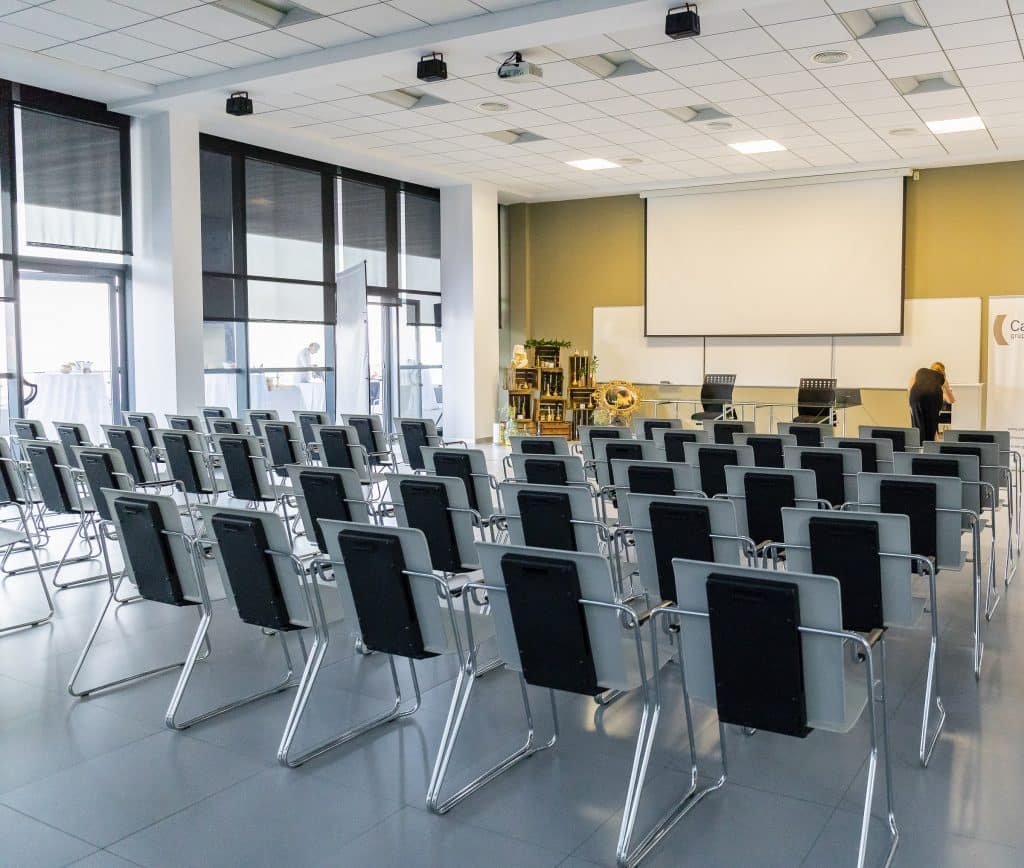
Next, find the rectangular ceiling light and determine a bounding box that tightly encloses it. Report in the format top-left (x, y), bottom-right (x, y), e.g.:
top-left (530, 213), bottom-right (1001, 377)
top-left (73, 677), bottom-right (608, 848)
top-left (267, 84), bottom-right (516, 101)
top-left (728, 140), bottom-right (786, 154)
top-left (213, 0), bottom-right (287, 28)
top-left (926, 116), bottom-right (985, 134)
top-left (566, 158), bottom-right (621, 170)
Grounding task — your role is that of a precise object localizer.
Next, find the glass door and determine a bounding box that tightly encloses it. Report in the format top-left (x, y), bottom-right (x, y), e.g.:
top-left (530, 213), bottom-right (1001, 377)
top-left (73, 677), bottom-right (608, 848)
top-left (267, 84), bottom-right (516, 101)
top-left (17, 267), bottom-right (125, 437)
top-left (367, 296), bottom-right (399, 431)
top-left (398, 292), bottom-right (443, 427)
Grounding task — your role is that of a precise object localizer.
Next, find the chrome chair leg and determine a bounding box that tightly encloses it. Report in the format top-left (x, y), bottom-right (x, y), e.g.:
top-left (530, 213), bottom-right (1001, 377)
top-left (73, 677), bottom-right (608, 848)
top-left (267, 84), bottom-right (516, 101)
top-left (51, 513), bottom-right (108, 590)
top-left (918, 561), bottom-right (946, 768)
top-left (0, 505), bottom-right (54, 635)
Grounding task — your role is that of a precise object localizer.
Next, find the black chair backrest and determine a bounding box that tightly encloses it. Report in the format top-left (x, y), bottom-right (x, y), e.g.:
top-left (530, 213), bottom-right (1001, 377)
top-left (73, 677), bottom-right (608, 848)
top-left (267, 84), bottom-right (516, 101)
top-left (337, 529), bottom-right (435, 659)
top-left (604, 441), bottom-right (644, 465)
top-left (797, 378), bottom-right (836, 421)
top-left (502, 552), bottom-right (601, 696)
top-left (587, 429), bottom-right (622, 458)
top-left (706, 573), bottom-right (810, 737)
top-left (649, 500), bottom-right (714, 602)
top-left (808, 516), bottom-right (883, 633)
top-left (701, 374), bottom-right (735, 415)
top-left (713, 422), bottom-right (746, 445)
top-left (107, 428), bottom-right (146, 484)
top-left (114, 497), bottom-right (188, 605)
top-left (627, 464), bottom-right (675, 496)
top-left (799, 451), bottom-right (846, 507)
top-left (299, 469), bottom-right (352, 552)
top-left (517, 489), bottom-right (575, 551)
top-left (743, 472), bottom-right (795, 546)
top-left (56, 425), bottom-right (86, 468)
top-left (162, 432), bottom-right (204, 495)
top-left (211, 418), bottom-right (242, 435)
top-left (0, 455), bottom-right (19, 505)
top-left (520, 438), bottom-right (556, 455)
top-left (663, 430), bottom-right (699, 462)
top-left (642, 420), bottom-right (673, 440)
top-left (790, 425), bottom-right (823, 447)
top-left (879, 479), bottom-right (937, 563)
top-left (697, 446), bottom-right (737, 497)
top-left (433, 452), bottom-right (479, 512)
top-left (911, 456), bottom-right (960, 479)
top-left (319, 428), bottom-right (355, 469)
top-left (220, 437), bottom-right (264, 502)
top-left (957, 433), bottom-right (996, 444)
top-left (169, 417), bottom-right (196, 431)
top-left (296, 413), bottom-right (323, 446)
top-left (524, 458), bottom-right (567, 486)
top-left (401, 421), bottom-right (430, 471)
top-left (249, 411), bottom-right (274, 431)
top-left (400, 478), bottom-right (461, 573)
top-left (264, 423), bottom-right (298, 478)
top-left (203, 407), bottom-right (227, 421)
top-left (79, 450), bottom-right (119, 522)
top-left (14, 420), bottom-right (43, 441)
top-left (348, 417), bottom-right (378, 462)
top-left (26, 443), bottom-right (73, 513)
top-left (748, 436), bottom-right (784, 468)
top-left (837, 440), bottom-right (877, 474)
top-left (212, 514), bottom-right (297, 631)
top-left (126, 414), bottom-right (155, 450)
top-left (871, 429), bottom-right (905, 452)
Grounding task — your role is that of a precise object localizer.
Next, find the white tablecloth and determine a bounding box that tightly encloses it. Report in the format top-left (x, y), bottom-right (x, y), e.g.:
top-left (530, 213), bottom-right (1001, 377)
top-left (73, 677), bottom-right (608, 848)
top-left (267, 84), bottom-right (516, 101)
top-left (249, 377), bottom-right (326, 418)
top-left (29, 371), bottom-right (110, 439)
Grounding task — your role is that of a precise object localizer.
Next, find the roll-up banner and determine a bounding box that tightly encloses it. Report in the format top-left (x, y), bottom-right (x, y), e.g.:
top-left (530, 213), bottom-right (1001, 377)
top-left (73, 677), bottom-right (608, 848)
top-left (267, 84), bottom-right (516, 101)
top-left (986, 296), bottom-right (1024, 453)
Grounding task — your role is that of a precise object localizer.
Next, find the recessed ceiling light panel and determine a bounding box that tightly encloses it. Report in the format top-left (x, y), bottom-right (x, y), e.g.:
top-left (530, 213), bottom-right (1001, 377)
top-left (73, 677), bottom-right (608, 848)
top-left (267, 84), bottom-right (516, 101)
top-left (479, 101), bottom-right (510, 112)
top-left (728, 139), bottom-right (786, 154)
top-left (926, 116), bottom-right (984, 134)
top-left (813, 50), bottom-right (849, 64)
top-left (566, 158), bottom-right (621, 171)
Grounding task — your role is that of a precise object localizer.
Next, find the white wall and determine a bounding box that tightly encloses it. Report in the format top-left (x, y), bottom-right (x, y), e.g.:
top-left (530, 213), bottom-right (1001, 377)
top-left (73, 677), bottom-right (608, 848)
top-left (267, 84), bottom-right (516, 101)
top-left (441, 183), bottom-right (499, 442)
top-left (130, 111), bottom-right (204, 415)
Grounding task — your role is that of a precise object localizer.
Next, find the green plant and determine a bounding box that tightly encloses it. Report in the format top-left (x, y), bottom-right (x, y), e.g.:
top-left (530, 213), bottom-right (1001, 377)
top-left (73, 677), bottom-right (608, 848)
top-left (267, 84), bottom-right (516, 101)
top-left (525, 338), bottom-right (571, 349)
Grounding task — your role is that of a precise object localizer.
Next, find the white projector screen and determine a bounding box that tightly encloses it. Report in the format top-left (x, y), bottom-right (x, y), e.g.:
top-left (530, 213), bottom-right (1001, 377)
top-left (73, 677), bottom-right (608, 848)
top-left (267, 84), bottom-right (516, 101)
top-left (645, 177), bottom-right (905, 337)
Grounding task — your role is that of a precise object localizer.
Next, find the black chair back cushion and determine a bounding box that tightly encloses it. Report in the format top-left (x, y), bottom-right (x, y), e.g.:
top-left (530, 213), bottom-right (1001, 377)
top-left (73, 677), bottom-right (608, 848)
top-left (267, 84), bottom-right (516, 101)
top-left (800, 451), bottom-right (846, 507)
top-left (524, 458), bottom-right (567, 486)
top-left (663, 430), bottom-right (698, 462)
top-left (520, 439), bottom-right (556, 455)
top-left (697, 447), bottom-right (737, 497)
top-left (809, 517), bottom-right (883, 632)
top-left (649, 500), bottom-right (714, 602)
top-left (748, 436), bottom-right (784, 468)
top-left (880, 479), bottom-right (937, 563)
top-left (320, 428), bottom-right (355, 470)
top-left (27, 443), bottom-right (73, 513)
top-left (743, 472), bottom-right (795, 546)
top-left (401, 421), bottom-right (430, 471)
top-left (400, 479), bottom-right (462, 573)
top-left (79, 450), bottom-right (119, 522)
top-left (115, 497), bottom-right (188, 606)
top-left (220, 437), bottom-right (264, 502)
top-left (299, 470), bottom-right (352, 552)
top-left (433, 451), bottom-right (479, 512)
top-left (163, 433), bottom-right (204, 495)
top-left (517, 490), bottom-right (576, 551)
top-left (871, 429), bottom-right (905, 452)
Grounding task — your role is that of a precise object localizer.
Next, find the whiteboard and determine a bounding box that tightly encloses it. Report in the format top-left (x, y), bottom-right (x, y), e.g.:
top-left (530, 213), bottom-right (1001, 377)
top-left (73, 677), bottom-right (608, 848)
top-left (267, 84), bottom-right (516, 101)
top-left (834, 297), bottom-right (981, 389)
top-left (705, 337), bottom-right (832, 387)
top-left (593, 306), bottom-right (703, 384)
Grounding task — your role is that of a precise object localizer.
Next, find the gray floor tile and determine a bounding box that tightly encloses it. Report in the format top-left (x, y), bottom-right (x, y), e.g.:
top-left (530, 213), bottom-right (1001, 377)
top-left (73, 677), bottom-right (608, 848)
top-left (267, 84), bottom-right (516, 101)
top-left (64, 851), bottom-right (145, 867)
top-left (0, 803), bottom-right (94, 868)
top-left (0, 731), bottom-right (265, 847)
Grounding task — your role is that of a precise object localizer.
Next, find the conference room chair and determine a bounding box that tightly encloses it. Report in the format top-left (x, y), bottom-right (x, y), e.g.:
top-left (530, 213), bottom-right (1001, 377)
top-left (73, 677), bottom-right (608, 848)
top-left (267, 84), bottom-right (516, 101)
top-left (286, 465), bottom-right (374, 557)
top-left (21, 438), bottom-right (107, 590)
top-left (780, 507), bottom-right (945, 766)
top-left (66, 488), bottom-right (214, 699)
top-left (165, 413), bottom-right (205, 434)
top-left (690, 373), bottom-right (737, 424)
top-left (784, 444), bottom-right (862, 509)
top-left (778, 421), bottom-right (827, 447)
top-left (394, 417), bottom-right (465, 472)
top-left (124, 411), bottom-right (161, 456)
top-left (153, 428), bottom-right (228, 518)
top-left (855, 472), bottom-right (984, 678)
top-left (101, 424), bottom-right (162, 486)
top-left (626, 493), bottom-right (753, 608)
top-left (824, 435), bottom-right (895, 475)
top-left (340, 413), bottom-right (397, 469)
top-left (592, 437), bottom-right (657, 495)
top-left (208, 417), bottom-right (246, 435)
top-left (682, 441), bottom-right (755, 499)
top-left (498, 480), bottom-right (609, 558)
top-left (261, 420), bottom-right (307, 479)
top-left (199, 406), bottom-right (231, 432)
top-left (294, 410), bottom-right (331, 453)
top-left (651, 426), bottom-right (708, 463)
top-left (383, 473), bottom-right (482, 591)
top-left (428, 543), bottom-right (687, 868)
top-left (609, 457), bottom-right (701, 528)
top-left (54, 421), bottom-right (93, 469)
top-left (10, 418), bottom-right (46, 460)
top-left (212, 433), bottom-right (296, 544)
top-left (735, 432), bottom-right (796, 468)
top-left (577, 424), bottom-right (630, 468)
top-left (312, 424), bottom-right (387, 506)
top-left (422, 446), bottom-right (502, 534)
top-left (793, 377), bottom-right (837, 425)
top-left (508, 452), bottom-right (589, 488)
top-left (894, 450), bottom-right (999, 617)
top-left (720, 465), bottom-right (822, 563)
top-left (509, 434), bottom-right (571, 455)
top-left (858, 425), bottom-right (921, 453)
top-left (246, 409), bottom-right (279, 437)
top-left (708, 419), bottom-right (755, 445)
top-left (632, 416), bottom-right (681, 440)
top-left (654, 558), bottom-right (899, 868)
top-left (0, 436), bottom-right (52, 635)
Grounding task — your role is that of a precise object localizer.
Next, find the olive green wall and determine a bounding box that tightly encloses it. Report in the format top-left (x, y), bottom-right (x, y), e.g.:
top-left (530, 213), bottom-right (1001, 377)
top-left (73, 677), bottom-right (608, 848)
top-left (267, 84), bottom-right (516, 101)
top-left (508, 162), bottom-right (1024, 429)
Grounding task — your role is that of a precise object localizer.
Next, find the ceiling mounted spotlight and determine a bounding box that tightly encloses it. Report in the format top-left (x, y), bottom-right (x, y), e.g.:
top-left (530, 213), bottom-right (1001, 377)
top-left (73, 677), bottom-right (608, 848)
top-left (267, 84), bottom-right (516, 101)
top-left (225, 91), bottom-right (253, 116)
top-left (417, 51), bottom-right (447, 83)
top-left (479, 101), bottom-right (510, 112)
top-left (813, 50), bottom-right (849, 64)
top-left (666, 4), bottom-right (700, 39)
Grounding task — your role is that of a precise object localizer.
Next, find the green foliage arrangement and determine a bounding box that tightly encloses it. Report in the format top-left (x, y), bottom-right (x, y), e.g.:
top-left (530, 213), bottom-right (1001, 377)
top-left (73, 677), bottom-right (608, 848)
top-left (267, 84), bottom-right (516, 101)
top-left (524, 338), bottom-right (572, 349)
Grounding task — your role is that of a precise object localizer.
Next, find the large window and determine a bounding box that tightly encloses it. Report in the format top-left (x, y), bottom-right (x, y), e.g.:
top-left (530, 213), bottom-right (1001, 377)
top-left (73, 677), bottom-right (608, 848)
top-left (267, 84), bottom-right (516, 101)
top-left (200, 136), bottom-right (440, 426)
top-left (0, 81), bottom-right (131, 437)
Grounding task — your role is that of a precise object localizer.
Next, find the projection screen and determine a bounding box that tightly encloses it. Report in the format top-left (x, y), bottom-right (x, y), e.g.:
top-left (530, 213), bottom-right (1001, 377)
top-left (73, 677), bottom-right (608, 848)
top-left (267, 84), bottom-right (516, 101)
top-left (645, 176), bottom-right (905, 337)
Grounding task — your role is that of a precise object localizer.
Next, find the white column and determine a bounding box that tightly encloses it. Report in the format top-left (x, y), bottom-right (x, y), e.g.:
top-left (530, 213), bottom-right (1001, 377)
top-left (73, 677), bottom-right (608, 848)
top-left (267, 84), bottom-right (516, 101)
top-left (129, 111), bottom-right (204, 416)
top-left (441, 183), bottom-right (499, 442)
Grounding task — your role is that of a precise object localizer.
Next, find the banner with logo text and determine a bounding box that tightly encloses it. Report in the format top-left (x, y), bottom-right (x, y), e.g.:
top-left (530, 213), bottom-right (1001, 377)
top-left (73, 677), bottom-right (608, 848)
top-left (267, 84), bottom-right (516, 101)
top-left (987, 296), bottom-right (1024, 453)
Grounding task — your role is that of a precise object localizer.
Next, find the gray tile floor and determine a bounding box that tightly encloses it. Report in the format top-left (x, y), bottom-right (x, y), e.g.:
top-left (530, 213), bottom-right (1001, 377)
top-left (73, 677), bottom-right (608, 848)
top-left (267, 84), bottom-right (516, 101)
top-left (1, 475), bottom-right (1022, 867)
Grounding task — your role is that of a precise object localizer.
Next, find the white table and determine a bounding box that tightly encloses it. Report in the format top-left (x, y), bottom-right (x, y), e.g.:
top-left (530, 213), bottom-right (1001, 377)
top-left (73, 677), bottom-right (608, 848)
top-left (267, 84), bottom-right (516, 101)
top-left (951, 383), bottom-right (983, 429)
top-left (30, 371), bottom-right (110, 439)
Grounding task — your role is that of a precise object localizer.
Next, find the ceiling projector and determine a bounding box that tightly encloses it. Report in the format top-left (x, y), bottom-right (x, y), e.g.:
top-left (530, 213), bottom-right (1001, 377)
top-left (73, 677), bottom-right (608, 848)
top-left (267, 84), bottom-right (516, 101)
top-left (497, 52), bottom-right (543, 83)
